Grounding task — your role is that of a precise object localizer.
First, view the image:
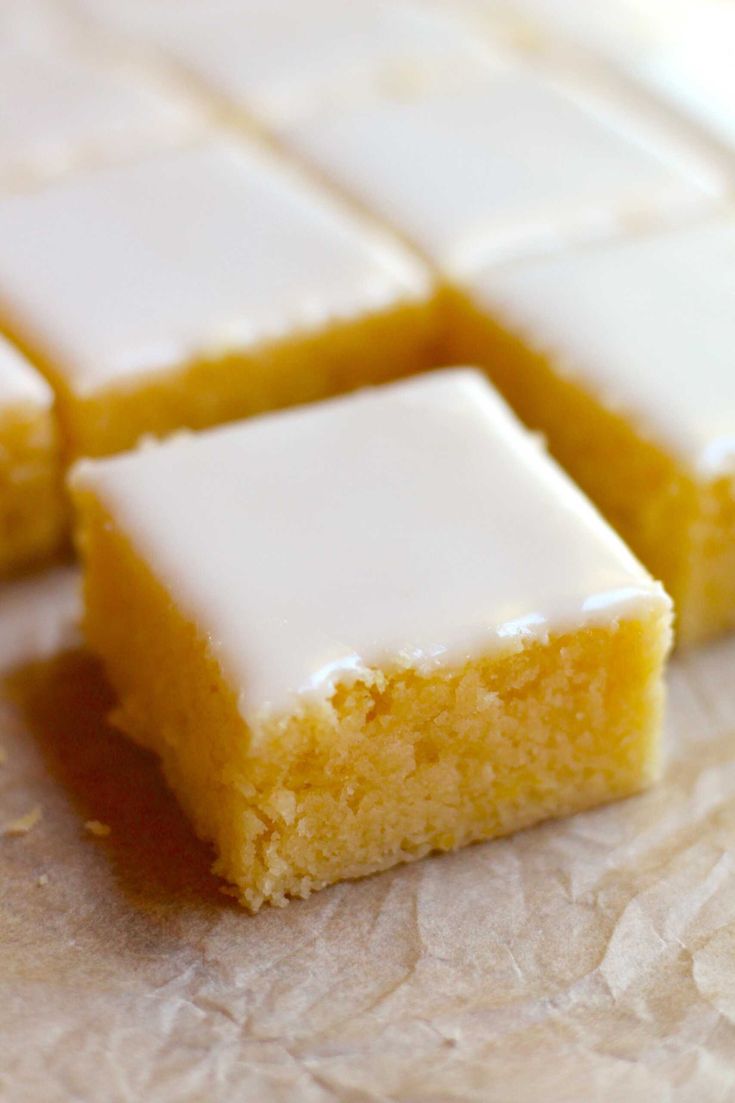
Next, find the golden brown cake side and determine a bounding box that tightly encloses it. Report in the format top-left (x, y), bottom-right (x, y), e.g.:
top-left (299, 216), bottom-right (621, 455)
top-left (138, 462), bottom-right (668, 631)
top-left (5, 295), bottom-right (443, 461)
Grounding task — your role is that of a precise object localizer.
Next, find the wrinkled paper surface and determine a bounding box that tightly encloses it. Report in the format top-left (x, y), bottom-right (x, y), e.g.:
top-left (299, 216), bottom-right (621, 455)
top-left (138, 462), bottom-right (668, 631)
top-left (2, 566), bottom-right (735, 1102)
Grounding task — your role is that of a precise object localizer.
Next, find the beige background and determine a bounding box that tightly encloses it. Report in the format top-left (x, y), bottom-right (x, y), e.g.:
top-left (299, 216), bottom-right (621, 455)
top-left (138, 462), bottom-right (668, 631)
top-left (2, 567), bottom-right (735, 1102)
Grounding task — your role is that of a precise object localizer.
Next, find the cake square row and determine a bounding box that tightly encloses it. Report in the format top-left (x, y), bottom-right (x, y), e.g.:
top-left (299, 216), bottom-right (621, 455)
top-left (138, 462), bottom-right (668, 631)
top-left (0, 106), bottom-right (733, 645)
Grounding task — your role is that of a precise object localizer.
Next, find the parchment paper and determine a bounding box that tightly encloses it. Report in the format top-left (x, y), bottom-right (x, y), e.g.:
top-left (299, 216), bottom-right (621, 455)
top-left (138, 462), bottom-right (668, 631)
top-left (2, 566), bottom-right (735, 1103)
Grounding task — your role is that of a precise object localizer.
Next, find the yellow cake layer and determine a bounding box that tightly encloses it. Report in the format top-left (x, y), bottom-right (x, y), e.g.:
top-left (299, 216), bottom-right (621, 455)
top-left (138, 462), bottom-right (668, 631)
top-left (448, 292), bottom-right (733, 645)
top-left (74, 483), bottom-right (671, 911)
top-left (11, 296), bottom-right (442, 461)
top-left (0, 402), bottom-right (65, 575)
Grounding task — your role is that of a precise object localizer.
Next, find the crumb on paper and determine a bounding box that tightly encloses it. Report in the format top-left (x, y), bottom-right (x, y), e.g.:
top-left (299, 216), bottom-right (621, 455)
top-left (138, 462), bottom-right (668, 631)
top-left (85, 820), bottom-right (111, 838)
top-left (4, 806), bottom-right (42, 837)
top-left (37, 873), bottom-right (48, 887)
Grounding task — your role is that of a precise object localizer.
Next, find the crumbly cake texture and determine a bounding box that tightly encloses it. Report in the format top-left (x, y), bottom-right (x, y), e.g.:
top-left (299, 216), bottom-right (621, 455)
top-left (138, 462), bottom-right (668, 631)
top-left (0, 336), bottom-right (64, 575)
top-left (71, 371), bottom-right (672, 910)
top-left (450, 214), bottom-right (735, 645)
top-left (0, 137), bottom-right (436, 460)
top-left (273, 61), bottom-right (724, 273)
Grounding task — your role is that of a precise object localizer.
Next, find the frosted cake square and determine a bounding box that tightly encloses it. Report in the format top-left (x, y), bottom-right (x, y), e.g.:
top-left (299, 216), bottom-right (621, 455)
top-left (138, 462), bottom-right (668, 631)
top-left (451, 213), bottom-right (735, 643)
top-left (273, 62), bottom-right (723, 274)
top-left (0, 335), bottom-right (64, 574)
top-left (71, 370), bottom-right (672, 910)
top-left (0, 137), bottom-right (435, 459)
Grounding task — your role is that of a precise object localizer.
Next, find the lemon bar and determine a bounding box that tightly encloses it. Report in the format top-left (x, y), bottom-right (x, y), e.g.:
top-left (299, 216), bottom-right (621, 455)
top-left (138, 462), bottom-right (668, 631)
top-left (0, 336), bottom-right (64, 574)
top-left (451, 213), bottom-right (735, 644)
top-left (273, 61), bottom-right (724, 274)
top-left (71, 370), bottom-right (672, 910)
top-left (0, 137), bottom-right (435, 459)
top-left (0, 32), bottom-right (205, 195)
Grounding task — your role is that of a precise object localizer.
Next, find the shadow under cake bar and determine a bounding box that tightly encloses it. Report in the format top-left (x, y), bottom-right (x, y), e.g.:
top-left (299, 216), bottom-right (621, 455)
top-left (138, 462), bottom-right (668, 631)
top-left (70, 370), bottom-right (672, 910)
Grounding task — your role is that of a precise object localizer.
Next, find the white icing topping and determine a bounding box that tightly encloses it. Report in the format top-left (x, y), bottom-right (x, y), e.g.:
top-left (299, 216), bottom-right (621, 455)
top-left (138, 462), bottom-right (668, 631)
top-left (70, 0), bottom-right (267, 37)
top-left (462, 212), bottom-right (735, 477)
top-left (478, 0), bottom-right (666, 60)
top-left (0, 40), bottom-right (206, 193)
top-left (0, 0), bottom-right (76, 52)
top-left (0, 137), bottom-right (430, 397)
top-left (634, 6), bottom-right (735, 153)
top-left (502, 0), bottom-right (735, 156)
top-left (72, 370), bottom-right (670, 729)
top-left (274, 64), bottom-right (724, 273)
top-left (121, 0), bottom-right (511, 125)
top-left (0, 334), bottom-right (52, 410)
